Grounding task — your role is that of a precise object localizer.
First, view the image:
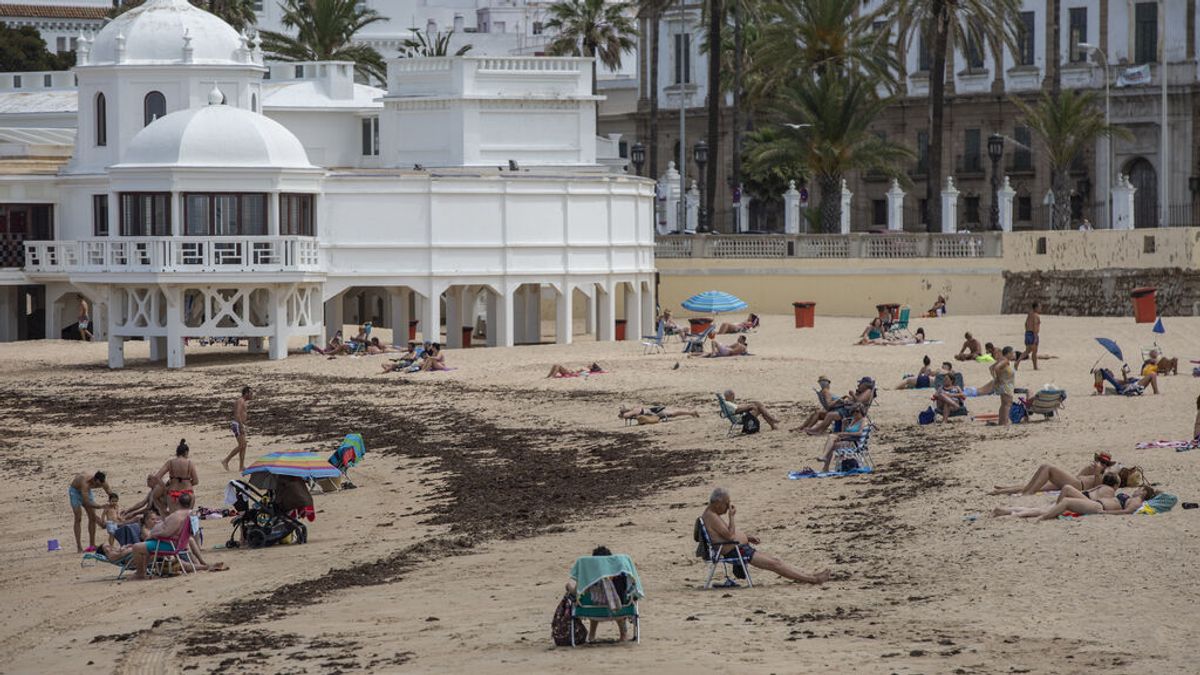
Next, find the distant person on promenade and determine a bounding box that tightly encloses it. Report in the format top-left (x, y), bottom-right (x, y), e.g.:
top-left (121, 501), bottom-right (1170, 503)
top-left (954, 332), bottom-right (982, 361)
top-left (1014, 303), bottom-right (1040, 371)
top-left (222, 386), bottom-right (252, 473)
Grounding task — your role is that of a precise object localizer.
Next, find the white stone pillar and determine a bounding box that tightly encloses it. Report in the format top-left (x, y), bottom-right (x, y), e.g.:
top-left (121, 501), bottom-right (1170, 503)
top-left (149, 337), bottom-right (165, 362)
top-left (388, 288), bottom-right (410, 347)
top-left (839, 179), bottom-right (852, 234)
top-left (484, 289), bottom-right (498, 347)
top-left (324, 292), bottom-right (344, 343)
top-left (247, 337), bottom-right (266, 354)
top-left (422, 287), bottom-right (442, 343)
top-left (165, 287), bottom-right (185, 369)
top-left (597, 282), bottom-right (615, 342)
top-left (525, 285), bottom-right (542, 344)
top-left (886, 179), bottom-right (905, 231)
top-left (445, 286), bottom-right (464, 348)
top-left (659, 162), bottom-right (680, 234)
top-left (107, 288), bottom-right (124, 369)
top-left (268, 286), bottom-right (288, 361)
top-left (783, 181), bottom-right (801, 234)
top-left (640, 280), bottom-right (655, 337)
top-left (941, 177), bottom-right (960, 233)
top-left (736, 186), bottom-right (751, 233)
top-left (1112, 173), bottom-right (1137, 230)
top-left (624, 281), bottom-right (642, 341)
top-left (556, 284), bottom-right (573, 345)
top-left (491, 285), bottom-right (514, 348)
top-left (583, 288), bottom-right (596, 336)
top-left (997, 176), bottom-right (1016, 232)
top-left (685, 181), bottom-right (699, 232)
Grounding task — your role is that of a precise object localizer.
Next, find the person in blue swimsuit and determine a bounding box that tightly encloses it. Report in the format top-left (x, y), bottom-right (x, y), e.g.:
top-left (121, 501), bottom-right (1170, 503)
top-left (897, 355), bottom-right (934, 389)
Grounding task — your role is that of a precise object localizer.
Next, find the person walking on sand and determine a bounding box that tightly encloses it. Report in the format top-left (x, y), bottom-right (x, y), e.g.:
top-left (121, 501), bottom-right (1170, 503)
top-left (78, 298), bottom-right (92, 341)
top-left (222, 386), bottom-right (252, 472)
top-left (1015, 303), bottom-right (1041, 371)
top-left (68, 471), bottom-right (112, 552)
top-left (701, 487), bottom-right (831, 584)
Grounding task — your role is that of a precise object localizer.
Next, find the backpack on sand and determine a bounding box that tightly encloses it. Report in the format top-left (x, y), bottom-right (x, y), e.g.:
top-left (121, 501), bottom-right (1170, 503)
top-left (551, 593), bottom-right (587, 646)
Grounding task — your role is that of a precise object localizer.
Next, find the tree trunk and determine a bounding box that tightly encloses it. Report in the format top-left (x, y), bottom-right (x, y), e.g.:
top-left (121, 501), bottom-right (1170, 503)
top-left (1052, 168), bottom-right (1071, 230)
top-left (648, 11), bottom-right (660, 177)
top-left (731, 0), bottom-right (742, 211)
top-left (588, 41), bottom-right (599, 131)
top-left (818, 174), bottom-right (842, 233)
top-left (1049, 0), bottom-right (1062, 95)
top-left (925, 1), bottom-right (950, 233)
top-left (704, 0), bottom-right (722, 233)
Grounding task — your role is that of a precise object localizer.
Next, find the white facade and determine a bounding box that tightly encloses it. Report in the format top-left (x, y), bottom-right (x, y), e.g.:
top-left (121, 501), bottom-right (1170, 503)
top-left (1, 0), bottom-right (657, 367)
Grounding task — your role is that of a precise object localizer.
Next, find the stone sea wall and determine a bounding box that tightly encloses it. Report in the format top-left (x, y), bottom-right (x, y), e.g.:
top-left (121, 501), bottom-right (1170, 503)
top-left (1001, 268), bottom-right (1200, 316)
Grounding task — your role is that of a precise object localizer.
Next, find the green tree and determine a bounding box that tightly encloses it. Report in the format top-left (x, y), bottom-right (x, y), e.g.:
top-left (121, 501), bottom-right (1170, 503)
top-left (890, 0), bottom-right (1022, 231)
top-left (398, 28), bottom-right (472, 57)
top-left (744, 74), bottom-right (912, 232)
top-left (1014, 89), bottom-right (1130, 230)
top-left (545, 0), bottom-right (637, 117)
top-left (260, 0), bottom-right (388, 82)
top-left (0, 25), bottom-right (74, 72)
top-left (110, 0), bottom-right (258, 32)
top-left (636, 0), bottom-right (674, 177)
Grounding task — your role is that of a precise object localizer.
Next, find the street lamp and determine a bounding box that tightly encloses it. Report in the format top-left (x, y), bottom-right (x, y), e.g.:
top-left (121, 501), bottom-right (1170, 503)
top-left (630, 142), bottom-right (646, 176)
top-left (693, 139), bottom-right (709, 231)
top-left (987, 132), bottom-right (1004, 230)
top-left (1080, 43), bottom-right (1112, 229)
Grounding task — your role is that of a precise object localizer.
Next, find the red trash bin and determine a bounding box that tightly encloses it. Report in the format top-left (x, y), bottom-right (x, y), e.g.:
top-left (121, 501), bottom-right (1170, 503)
top-left (615, 319), bottom-right (627, 341)
top-left (408, 320), bottom-right (418, 341)
top-left (688, 317), bottom-right (713, 334)
top-left (461, 326), bottom-right (473, 348)
top-left (1131, 287), bottom-right (1157, 324)
top-left (792, 302), bottom-right (816, 328)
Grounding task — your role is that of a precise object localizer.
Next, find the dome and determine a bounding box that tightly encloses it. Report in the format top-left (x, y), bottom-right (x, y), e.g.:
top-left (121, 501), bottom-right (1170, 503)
top-left (88, 0), bottom-right (248, 66)
top-left (117, 101), bottom-right (315, 169)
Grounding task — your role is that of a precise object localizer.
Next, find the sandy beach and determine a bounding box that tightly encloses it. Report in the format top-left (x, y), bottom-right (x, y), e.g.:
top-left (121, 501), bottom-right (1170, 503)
top-left (1, 312), bottom-right (1198, 674)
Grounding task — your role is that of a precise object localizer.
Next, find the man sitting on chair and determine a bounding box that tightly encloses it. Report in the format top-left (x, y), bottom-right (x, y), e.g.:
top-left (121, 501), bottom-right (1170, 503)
top-left (130, 492), bottom-right (193, 580)
top-left (701, 487), bottom-right (830, 585)
top-left (722, 389), bottom-right (780, 430)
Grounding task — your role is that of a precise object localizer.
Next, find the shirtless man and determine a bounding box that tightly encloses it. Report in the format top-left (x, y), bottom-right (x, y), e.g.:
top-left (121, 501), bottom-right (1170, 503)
top-left (701, 487), bottom-right (830, 584)
top-left (1015, 302), bottom-right (1040, 371)
top-left (121, 473), bottom-right (169, 520)
top-left (723, 389), bottom-right (780, 430)
top-left (68, 471), bottom-right (112, 552)
top-left (78, 298), bottom-right (93, 342)
top-left (222, 386), bottom-right (252, 472)
top-left (130, 493), bottom-right (193, 579)
top-left (954, 332), bottom-right (982, 361)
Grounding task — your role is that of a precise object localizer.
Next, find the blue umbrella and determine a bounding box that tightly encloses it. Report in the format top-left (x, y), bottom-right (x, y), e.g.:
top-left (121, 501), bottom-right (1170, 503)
top-left (1094, 337), bottom-right (1123, 362)
top-left (681, 290), bottom-right (748, 314)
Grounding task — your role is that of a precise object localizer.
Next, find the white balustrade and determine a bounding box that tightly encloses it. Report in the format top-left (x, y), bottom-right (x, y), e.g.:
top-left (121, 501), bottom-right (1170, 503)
top-left (23, 237), bottom-right (323, 273)
top-left (653, 233), bottom-right (1001, 260)
top-left (794, 236), bottom-right (851, 259)
top-left (863, 235), bottom-right (923, 258)
top-left (711, 237), bottom-right (786, 258)
top-left (655, 237), bottom-right (694, 259)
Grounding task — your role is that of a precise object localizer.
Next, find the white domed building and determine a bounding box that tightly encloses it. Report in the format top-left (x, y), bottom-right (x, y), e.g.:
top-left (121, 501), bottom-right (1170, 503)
top-left (3, 0), bottom-right (656, 368)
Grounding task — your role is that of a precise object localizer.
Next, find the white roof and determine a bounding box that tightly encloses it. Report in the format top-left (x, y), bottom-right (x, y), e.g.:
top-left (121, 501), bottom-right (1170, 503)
top-left (116, 100), bottom-right (315, 169)
top-left (88, 0), bottom-right (247, 66)
top-left (0, 90), bottom-right (77, 115)
top-left (262, 81), bottom-right (384, 110)
top-left (0, 127), bottom-right (75, 145)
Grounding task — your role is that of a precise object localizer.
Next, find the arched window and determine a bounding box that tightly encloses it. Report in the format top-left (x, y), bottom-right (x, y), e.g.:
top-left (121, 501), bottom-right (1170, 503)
top-left (251, 93), bottom-right (257, 113)
top-left (143, 91), bottom-right (166, 126)
top-left (95, 92), bottom-right (107, 146)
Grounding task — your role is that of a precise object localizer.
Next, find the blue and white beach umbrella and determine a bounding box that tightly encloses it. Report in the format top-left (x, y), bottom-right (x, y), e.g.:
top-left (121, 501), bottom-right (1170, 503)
top-left (681, 290), bottom-right (748, 314)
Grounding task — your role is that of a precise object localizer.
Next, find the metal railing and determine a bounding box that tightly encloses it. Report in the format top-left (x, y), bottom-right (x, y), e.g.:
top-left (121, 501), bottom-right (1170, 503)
top-left (24, 237), bottom-right (323, 273)
top-left (656, 232), bottom-right (1002, 259)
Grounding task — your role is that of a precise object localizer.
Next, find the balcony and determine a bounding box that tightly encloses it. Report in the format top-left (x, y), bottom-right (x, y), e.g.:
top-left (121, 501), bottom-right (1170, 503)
top-left (23, 237), bottom-right (323, 274)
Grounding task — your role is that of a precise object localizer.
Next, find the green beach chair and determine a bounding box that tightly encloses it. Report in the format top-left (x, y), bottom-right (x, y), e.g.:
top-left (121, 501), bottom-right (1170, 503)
top-left (567, 554), bottom-right (644, 645)
top-left (716, 393), bottom-right (745, 436)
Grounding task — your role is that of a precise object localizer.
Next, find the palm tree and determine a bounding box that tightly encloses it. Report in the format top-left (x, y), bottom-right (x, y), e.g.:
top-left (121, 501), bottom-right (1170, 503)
top-left (398, 28), bottom-right (472, 58)
top-left (260, 0), bottom-right (388, 82)
top-left (637, 0), bottom-right (674, 178)
top-left (744, 74), bottom-right (912, 232)
top-left (545, 0), bottom-right (637, 109)
top-left (1014, 89), bottom-right (1130, 230)
top-left (702, 0), bottom-right (722, 232)
top-left (890, 0), bottom-right (1022, 232)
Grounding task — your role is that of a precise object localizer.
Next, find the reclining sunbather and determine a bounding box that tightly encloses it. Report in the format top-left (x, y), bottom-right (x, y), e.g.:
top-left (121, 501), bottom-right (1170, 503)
top-left (954, 332), bottom-right (982, 361)
top-left (701, 487), bottom-right (830, 584)
top-left (897, 355), bottom-right (934, 390)
top-left (802, 378), bottom-right (876, 434)
top-left (701, 334), bottom-right (748, 357)
top-left (988, 453), bottom-right (1117, 495)
top-left (816, 405), bottom-right (868, 472)
top-left (926, 295), bottom-right (946, 318)
top-left (715, 313), bottom-right (759, 335)
top-left (659, 308), bottom-right (684, 336)
top-left (366, 337), bottom-right (392, 355)
top-left (618, 404), bottom-right (700, 422)
top-left (1144, 349), bottom-right (1178, 376)
top-left (1093, 366), bottom-right (1157, 395)
top-left (547, 362), bottom-right (603, 378)
top-left (992, 484), bottom-right (1156, 521)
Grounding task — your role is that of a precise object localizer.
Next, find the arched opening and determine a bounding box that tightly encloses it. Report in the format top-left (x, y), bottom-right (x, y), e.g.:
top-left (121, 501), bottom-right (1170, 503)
top-left (143, 91), bottom-right (166, 126)
top-left (1125, 157), bottom-right (1157, 228)
top-left (95, 92), bottom-right (107, 146)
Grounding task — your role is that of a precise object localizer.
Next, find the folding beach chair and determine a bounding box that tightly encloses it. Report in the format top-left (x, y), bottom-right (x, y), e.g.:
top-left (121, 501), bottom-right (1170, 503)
top-left (886, 306), bottom-right (912, 340)
top-left (567, 554), bottom-right (644, 646)
top-left (147, 517), bottom-right (197, 576)
top-left (683, 325), bottom-right (714, 354)
top-left (716, 393), bottom-right (746, 436)
top-left (831, 424), bottom-right (876, 472)
top-left (693, 517), bottom-right (753, 589)
top-left (641, 320), bottom-right (666, 355)
top-left (1096, 368), bottom-right (1144, 396)
top-left (80, 550), bottom-right (135, 580)
top-left (327, 432), bottom-right (366, 488)
top-left (931, 371), bottom-right (965, 391)
top-left (1012, 389), bottom-right (1066, 423)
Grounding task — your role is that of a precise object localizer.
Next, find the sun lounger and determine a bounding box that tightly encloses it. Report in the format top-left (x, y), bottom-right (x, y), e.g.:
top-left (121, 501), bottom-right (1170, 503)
top-left (566, 554), bottom-right (644, 645)
top-left (641, 320), bottom-right (666, 355)
top-left (80, 551), bottom-right (134, 580)
top-left (1012, 389), bottom-right (1066, 423)
top-left (693, 517), bottom-right (752, 589)
top-left (683, 325), bottom-right (715, 354)
top-left (886, 306), bottom-right (912, 340)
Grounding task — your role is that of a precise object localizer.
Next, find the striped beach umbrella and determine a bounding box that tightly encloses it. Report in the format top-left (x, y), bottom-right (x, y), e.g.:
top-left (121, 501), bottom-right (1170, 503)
top-left (681, 290), bottom-right (748, 314)
top-left (244, 450), bottom-right (342, 480)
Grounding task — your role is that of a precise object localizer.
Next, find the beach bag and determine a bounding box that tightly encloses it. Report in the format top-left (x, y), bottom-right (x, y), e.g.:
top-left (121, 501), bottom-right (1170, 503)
top-left (551, 593), bottom-right (587, 646)
top-left (918, 407), bottom-right (936, 425)
top-left (839, 457), bottom-right (860, 472)
top-left (636, 414), bottom-right (661, 425)
top-left (741, 414), bottom-right (761, 435)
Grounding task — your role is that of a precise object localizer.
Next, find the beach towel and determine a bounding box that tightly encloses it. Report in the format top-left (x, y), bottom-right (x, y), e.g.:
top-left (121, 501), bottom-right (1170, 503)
top-left (1135, 440), bottom-right (1197, 451)
top-left (1138, 493), bottom-right (1178, 514)
top-left (975, 354), bottom-right (995, 363)
top-left (788, 467), bottom-right (873, 480)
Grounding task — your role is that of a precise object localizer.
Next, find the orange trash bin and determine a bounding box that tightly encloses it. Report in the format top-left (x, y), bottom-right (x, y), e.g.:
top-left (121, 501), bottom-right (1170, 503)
top-left (615, 319), bottom-right (627, 341)
top-left (1131, 287), bottom-right (1157, 324)
top-left (408, 320), bottom-right (418, 341)
top-left (688, 317), bottom-right (713, 334)
top-left (792, 302), bottom-right (816, 328)
top-left (461, 326), bottom-right (473, 347)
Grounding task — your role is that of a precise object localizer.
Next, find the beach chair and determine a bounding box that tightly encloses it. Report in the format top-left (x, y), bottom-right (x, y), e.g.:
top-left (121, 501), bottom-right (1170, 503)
top-left (831, 424), bottom-right (875, 472)
top-left (1013, 389), bottom-right (1066, 423)
top-left (328, 433), bottom-right (366, 488)
top-left (567, 554), bottom-right (644, 646)
top-left (931, 372), bottom-right (965, 391)
top-left (81, 550), bottom-right (135, 580)
top-left (886, 306), bottom-right (912, 340)
top-left (641, 320), bottom-right (666, 355)
top-left (716, 393), bottom-right (746, 436)
top-left (693, 517), bottom-right (753, 589)
top-left (683, 325), bottom-right (714, 354)
top-left (1096, 368), bottom-right (1144, 396)
top-left (147, 518), bottom-right (197, 576)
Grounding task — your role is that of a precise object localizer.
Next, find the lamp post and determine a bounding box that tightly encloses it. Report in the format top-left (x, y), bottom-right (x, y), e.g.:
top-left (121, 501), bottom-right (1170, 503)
top-left (1080, 43), bottom-right (1111, 229)
top-left (630, 142), bottom-right (646, 176)
top-left (693, 139), bottom-right (709, 231)
top-left (987, 132), bottom-right (1004, 230)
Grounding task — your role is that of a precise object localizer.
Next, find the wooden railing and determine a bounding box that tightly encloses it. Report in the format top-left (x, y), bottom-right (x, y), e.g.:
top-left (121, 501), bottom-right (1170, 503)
top-left (24, 237), bottom-right (323, 273)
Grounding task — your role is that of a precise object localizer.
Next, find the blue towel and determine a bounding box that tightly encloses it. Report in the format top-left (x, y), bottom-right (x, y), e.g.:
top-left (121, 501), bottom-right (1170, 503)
top-left (788, 467), bottom-right (873, 480)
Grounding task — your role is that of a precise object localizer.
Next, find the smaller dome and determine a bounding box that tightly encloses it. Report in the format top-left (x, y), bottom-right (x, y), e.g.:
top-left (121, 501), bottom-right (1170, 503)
top-left (88, 0), bottom-right (248, 66)
top-left (117, 103), bottom-right (314, 169)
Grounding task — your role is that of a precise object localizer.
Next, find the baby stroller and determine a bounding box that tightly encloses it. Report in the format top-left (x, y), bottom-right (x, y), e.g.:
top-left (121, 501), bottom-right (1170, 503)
top-left (225, 479), bottom-right (309, 549)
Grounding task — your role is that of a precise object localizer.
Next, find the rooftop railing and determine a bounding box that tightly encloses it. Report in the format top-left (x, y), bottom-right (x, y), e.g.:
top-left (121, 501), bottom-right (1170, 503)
top-left (24, 237), bottom-right (323, 273)
top-left (655, 232), bottom-right (1002, 259)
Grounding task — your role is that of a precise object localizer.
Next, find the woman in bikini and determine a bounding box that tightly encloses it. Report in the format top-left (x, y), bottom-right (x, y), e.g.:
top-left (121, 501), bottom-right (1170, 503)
top-left (618, 404), bottom-right (700, 421)
top-left (993, 483), bottom-right (1156, 521)
top-left (155, 440), bottom-right (199, 513)
top-left (897, 355), bottom-right (934, 389)
top-left (988, 453), bottom-right (1116, 495)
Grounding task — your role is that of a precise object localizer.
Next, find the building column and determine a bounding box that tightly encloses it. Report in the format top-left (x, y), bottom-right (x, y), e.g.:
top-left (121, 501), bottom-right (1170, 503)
top-left (164, 287), bottom-right (185, 369)
top-left (149, 337), bottom-right (166, 362)
top-left (512, 285), bottom-right (528, 344)
top-left (388, 288), bottom-right (410, 347)
top-left (597, 282), bottom-right (615, 342)
top-left (422, 286), bottom-right (443, 343)
top-left (269, 286), bottom-right (289, 361)
top-left (624, 282), bottom-right (642, 341)
top-left (524, 284), bottom-right (542, 344)
top-left (941, 177), bottom-right (960, 234)
top-left (556, 283), bottom-right (573, 345)
top-left (324, 291), bottom-right (344, 343)
top-left (445, 286), bottom-right (464, 348)
top-left (107, 287), bottom-right (124, 369)
top-left (488, 285), bottom-right (514, 347)
top-left (584, 289), bottom-right (596, 337)
top-left (247, 337), bottom-right (266, 354)
top-left (640, 279), bottom-right (655, 336)
top-left (0, 286), bottom-right (17, 342)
